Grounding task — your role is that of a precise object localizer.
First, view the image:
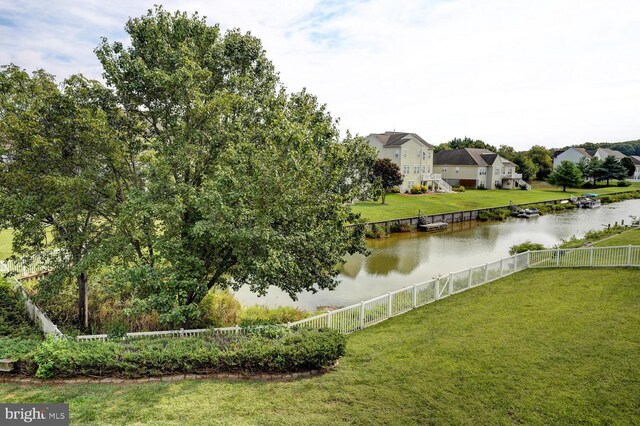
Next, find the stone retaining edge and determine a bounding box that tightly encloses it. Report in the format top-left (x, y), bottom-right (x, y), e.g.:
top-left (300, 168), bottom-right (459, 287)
top-left (0, 362), bottom-right (337, 385)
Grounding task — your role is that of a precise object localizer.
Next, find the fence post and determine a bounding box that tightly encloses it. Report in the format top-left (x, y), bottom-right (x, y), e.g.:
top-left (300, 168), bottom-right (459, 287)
top-left (589, 247), bottom-right (594, 266)
top-left (435, 279), bottom-right (440, 301)
top-left (556, 248), bottom-right (561, 266)
top-left (467, 268), bottom-right (472, 288)
top-left (628, 245), bottom-right (632, 266)
top-left (499, 258), bottom-right (504, 277)
top-left (448, 273), bottom-right (453, 295)
top-left (526, 251), bottom-right (531, 269)
top-left (360, 302), bottom-right (365, 329)
top-left (387, 293), bottom-right (393, 317)
top-left (327, 311), bottom-right (333, 328)
top-left (484, 263), bottom-right (489, 283)
top-left (412, 285), bottom-right (417, 308)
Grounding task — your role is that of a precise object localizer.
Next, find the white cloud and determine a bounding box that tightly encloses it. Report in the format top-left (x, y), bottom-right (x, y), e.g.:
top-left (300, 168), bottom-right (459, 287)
top-left (1, 0), bottom-right (639, 150)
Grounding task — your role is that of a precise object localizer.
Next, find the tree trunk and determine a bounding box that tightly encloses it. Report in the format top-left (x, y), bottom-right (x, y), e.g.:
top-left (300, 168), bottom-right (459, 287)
top-left (381, 191), bottom-right (386, 204)
top-left (77, 272), bottom-right (89, 330)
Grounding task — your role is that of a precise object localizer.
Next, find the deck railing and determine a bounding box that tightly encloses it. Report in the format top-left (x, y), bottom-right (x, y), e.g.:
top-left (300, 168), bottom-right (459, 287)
top-left (1, 245), bottom-right (638, 340)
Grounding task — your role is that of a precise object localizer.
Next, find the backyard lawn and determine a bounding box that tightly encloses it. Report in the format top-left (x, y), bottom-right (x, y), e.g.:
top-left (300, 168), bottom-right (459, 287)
top-left (352, 182), bottom-right (640, 222)
top-left (594, 228), bottom-right (640, 247)
top-left (2, 268), bottom-right (639, 425)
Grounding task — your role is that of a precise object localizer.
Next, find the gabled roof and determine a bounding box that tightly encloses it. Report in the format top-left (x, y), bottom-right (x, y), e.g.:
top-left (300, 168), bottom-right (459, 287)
top-left (368, 132), bottom-right (434, 149)
top-left (434, 148), bottom-right (502, 166)
top-left (596, 148), bottom-right (626, 160)
top-left (630, 155), bottom-right (640, 165)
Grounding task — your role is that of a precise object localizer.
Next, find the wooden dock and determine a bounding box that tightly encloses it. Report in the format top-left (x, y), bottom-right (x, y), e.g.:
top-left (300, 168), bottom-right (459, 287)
top-left (418, 222), bottom-right (448, 232)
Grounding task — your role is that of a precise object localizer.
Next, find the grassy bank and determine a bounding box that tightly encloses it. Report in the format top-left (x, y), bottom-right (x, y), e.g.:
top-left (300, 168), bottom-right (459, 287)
top-left (2, 268), bottom-right (639, 425)
top-left (593, 228), bottom-right (640, 247)
top-left (352, 182), bottom-right (640, 222)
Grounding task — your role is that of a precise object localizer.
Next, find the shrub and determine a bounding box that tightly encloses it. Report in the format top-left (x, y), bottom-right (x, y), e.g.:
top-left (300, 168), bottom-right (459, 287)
top-left (365, 224), bottom-right (386, 239)
top-left (582, 182), bottom-right (595, 189)
top-left (509, 241), bottom-right (546, 255)
top-left (389, 222), bottom-right (411, 233)
top-left (199, 289), bottom-right (241, 327)
top-left (477, 209), bottom-right (511, 221)
top-left (456, 186), bottom-right (465, 192)
top-left (26, 328), bottom-right (346, 378)
top-left (617, 180), bottom-right (631, 187)
top-left (476, 183), bottom-right (487, 190)
top-left (390, 187), bottom-right (401, 193)
top-left (409, 185), bottom-right (423, 194)
top-left (0, 278), bottom-right (41, 340)
top-left (239, 306), bottom-right (311, 327)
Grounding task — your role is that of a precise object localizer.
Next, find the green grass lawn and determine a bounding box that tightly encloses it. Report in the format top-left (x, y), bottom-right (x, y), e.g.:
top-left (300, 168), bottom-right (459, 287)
top-left (2, 268), bottom-right (639, 425)
top-left (594, 228), bottom-right (640, 247)
top-left (353, 182), bottom-right (640, 222)
top-left (0, 229), bottom-right (13, 260)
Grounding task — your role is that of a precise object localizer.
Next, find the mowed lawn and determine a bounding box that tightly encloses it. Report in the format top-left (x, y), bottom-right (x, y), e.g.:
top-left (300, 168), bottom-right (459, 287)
top-left (594, 228), bottom-right (640, 247)
top-left (352, 182), bottom-right (640, 222)
top-left (1, 268), bottom-right (639, 425)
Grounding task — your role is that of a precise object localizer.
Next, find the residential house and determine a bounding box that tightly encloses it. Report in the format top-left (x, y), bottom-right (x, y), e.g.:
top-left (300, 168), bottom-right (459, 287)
top-left (552, 147), bottom-right (627, 168)
top-left (365, 132), bottom-right (451, 192)
top-left (433, 148), bottom-right (528, 190)
top-left (630, 156), bottom-right (640, 180)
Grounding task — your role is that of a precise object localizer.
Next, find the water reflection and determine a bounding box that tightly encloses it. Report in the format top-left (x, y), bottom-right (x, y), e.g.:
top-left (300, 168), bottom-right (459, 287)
top-left (235, 199), bottom-right (640, 310)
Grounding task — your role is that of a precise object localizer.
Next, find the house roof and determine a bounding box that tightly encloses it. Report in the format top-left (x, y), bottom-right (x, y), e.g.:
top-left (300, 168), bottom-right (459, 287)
top-left (368, 132), bottom-right (434, 149)
top-left (630, 155), bottom-right (640, 165)
top-left (596, 148), bottom-right (626, 160)
top-left (434, 148), bottom-right (503, 166)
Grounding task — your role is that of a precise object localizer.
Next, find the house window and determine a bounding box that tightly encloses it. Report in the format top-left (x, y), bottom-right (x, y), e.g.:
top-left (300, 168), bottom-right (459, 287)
top-left (421, 165), bottom-right (426, 174)
top-left (422, 151), bottom-right (426, 160)
top-left (403, 149), bottom-right (407, 158)
top-left (414, 165), bottom-right (420, 174)
top-left (395, 149), bottom-right (400, 158)
top-left (417, 150), bottom-right (421, 158)
top-left (428, 151), bottom-right (432, 159)
top-left (442, 167), bottom-right (447, 172)
top-left (455, 167), bottom-right (460, 173)
top-left (402, 165), bottom-right (410, 175)
top-left (407, 181), bottom-right (414, 188)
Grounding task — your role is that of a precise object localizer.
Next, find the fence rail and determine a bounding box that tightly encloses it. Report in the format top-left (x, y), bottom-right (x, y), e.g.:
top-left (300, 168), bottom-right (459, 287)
top-left (0, 261), bottom-right (63, 338)
top-left (1, 245), bottom-right (639, 340)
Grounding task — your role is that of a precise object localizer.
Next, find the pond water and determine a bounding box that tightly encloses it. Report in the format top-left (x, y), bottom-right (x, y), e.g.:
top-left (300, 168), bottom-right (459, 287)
top-left (235, 199), bottom-right (640, 310)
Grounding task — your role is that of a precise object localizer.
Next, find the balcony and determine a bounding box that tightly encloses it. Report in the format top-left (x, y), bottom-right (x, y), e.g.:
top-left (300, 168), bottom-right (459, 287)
top-left (502, 172), bottom-right (522, 179)
top-left (421, 173), bottom-right (442, 181)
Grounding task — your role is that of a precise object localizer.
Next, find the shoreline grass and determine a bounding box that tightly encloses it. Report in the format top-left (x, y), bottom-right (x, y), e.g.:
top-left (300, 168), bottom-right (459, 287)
top-left (2, 268), bottom-right (638, 425)
top-left (352, 182), bottom-right (640, 222)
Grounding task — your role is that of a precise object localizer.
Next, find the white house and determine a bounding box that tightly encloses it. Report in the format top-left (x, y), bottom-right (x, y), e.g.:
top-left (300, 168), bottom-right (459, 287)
top-left (365, 132), bottom-right (451, 192)
top-left (553, 147), bottom-right (627, 168)
top-left (433, 148), bottom-right (529, 190)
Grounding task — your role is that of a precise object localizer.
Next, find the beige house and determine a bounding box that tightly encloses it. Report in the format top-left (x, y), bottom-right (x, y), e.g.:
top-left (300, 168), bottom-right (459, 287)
top-left (365, 132), bottom-right (451, 192)
top-left (630, 156), bottom-right (640, 180)
top-left (434, 148), bottom-right (529, 190)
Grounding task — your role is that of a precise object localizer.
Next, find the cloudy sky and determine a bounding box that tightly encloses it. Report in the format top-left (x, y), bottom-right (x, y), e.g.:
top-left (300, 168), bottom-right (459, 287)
top-left (1, 0), bottom-right (639, 150)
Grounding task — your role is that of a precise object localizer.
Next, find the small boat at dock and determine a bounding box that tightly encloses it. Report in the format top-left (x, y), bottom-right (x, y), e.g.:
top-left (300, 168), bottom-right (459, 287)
top-left (515, 208), bottom-right (540, 218)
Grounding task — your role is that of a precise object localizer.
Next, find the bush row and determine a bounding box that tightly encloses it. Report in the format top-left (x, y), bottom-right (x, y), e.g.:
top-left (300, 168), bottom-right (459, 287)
top-left (23, 328), bottom-right (345, 379)
top-left (477, 209), bottom-right (511, 222)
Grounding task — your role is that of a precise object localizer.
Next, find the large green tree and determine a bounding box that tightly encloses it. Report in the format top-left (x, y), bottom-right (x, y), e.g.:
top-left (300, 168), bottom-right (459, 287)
top-left (547, 160), bottom-right (583, 191)
top-left (95, 7), bottom-right (375, 325)
top-left (600, 155), bottom-right (628, 186)
top-left (527, 145), bottom-right (553, 180)
top-left (0, 66), bottom-right (124, 329)
top-left (513, 153), bottom-right (539, 182)
top-left (436, 137), bottom-right (496, 153)
top-left (372, 158), bottom-right (403, 204)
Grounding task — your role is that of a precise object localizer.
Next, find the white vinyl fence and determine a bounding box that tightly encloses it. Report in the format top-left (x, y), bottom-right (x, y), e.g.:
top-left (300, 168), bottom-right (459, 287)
top-left (0, 261), bottom-right (63, 337)
top-left (2, 245), bottom-right (639, 340)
